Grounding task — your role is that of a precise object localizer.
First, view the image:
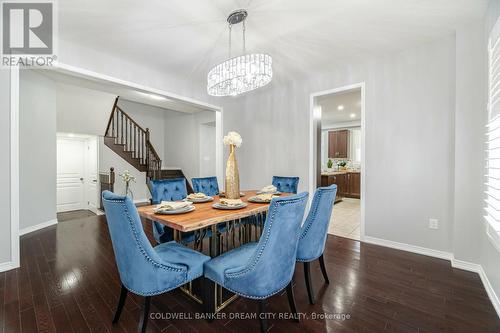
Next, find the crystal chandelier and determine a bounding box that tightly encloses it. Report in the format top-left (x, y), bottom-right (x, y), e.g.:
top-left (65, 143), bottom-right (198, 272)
top-left (207, 9), bottom-right (273, 97)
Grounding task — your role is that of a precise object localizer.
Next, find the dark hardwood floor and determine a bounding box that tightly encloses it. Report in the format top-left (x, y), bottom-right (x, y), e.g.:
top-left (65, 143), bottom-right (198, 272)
top-left (57, 210), bottom-right (97, 222)
top-left (2, 214), bottom-right (499, 332)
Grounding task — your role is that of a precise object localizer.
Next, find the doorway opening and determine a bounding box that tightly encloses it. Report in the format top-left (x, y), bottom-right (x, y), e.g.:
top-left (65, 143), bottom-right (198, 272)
top-left (310, 83), bottom-right (365, 241)
top-left (56, 133), bottom-right (100, 220)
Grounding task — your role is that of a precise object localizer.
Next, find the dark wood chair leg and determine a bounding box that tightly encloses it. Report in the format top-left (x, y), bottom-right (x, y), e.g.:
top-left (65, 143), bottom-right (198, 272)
top-left (304, 261), bottom-right (315, 305)
top-left (138, 296), bottom-right (151, 333)
top-left (258, 299), bottom-right (268, 333)
top-left (285, 282), bottom-right (299, 323)
top-left (319, 254), bottom-right (330, 284)
top-left (112, 284), bottom-right (128, 324)
top-left (203, 278), bottom-right (216, 322)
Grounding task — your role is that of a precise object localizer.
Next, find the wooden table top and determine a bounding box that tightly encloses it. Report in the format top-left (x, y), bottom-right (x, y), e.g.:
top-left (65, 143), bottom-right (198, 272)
top-left (137, 190), bottom-right (289, 232)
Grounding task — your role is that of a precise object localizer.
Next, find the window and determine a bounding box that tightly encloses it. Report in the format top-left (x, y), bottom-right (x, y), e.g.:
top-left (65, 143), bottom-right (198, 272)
top-left (486, 17), bottom-right (500, 252)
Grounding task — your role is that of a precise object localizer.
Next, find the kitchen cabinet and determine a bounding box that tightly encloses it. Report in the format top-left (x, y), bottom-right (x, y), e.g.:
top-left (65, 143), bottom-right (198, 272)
top-left (320, 171), bottom-right (360, 200)
top-left (328, 130), bottom-right (349, 159)
top-left (347, 172), bottom-right (360, 198)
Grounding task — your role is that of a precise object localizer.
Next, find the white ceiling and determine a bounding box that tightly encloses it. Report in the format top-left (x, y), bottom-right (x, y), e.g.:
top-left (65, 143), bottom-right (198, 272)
top-left (318, 88), bottom-right (361, 125)
top-left (58, 0), bottom-right (488, 84)
top-left (36, 69), bottom-right (211, 113)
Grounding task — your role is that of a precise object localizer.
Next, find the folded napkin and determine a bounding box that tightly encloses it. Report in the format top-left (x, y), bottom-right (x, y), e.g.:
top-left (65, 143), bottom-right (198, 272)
top-left (255, 193), bottom-right (278, 201)
top-left (260, 185), bottom-right (277, 193)
top-left (156, 201), bottom-right (192, 211)
top-left (219, 198), bottom-right (243, 206)
top-left (188, 192), bottom-right (207, 199)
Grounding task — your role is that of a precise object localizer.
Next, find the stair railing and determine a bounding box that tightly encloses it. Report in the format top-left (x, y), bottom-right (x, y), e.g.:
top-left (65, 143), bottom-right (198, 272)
top-left (105, 96), bottom-right (162, 176)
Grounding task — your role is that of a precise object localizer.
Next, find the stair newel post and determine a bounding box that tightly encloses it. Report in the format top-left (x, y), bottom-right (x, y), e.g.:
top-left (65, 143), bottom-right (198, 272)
top-left (110, 167), bottom-right (115, 192)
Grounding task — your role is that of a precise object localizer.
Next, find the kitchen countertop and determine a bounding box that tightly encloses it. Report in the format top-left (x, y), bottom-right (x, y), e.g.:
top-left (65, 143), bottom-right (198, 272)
top-left (321, 170), bottom-right (360, 176)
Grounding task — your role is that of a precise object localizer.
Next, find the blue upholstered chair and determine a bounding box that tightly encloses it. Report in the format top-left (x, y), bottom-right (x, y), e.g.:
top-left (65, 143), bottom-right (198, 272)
top-left (203, 192), bottom-right (309, 332)
top-left (242, 176), bottom-right (300, 229)
top-left (272, 176), bottom-right (299, 194)
top-left (192, 176), bottom-right (219, 196)
top-left (296, 185), bottom-right (337, 304)
top-left (102, 191), bottom-right (210, 333)
top-left (149, 178), bottom-right (196, 244)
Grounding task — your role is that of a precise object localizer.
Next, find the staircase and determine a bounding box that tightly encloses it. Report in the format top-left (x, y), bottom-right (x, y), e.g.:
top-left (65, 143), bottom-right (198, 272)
top-left (104, 97), bottom-right (193, 193)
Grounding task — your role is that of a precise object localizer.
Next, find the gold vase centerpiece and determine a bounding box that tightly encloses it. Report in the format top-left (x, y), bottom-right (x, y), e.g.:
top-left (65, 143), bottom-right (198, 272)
top-left (223, 131), bottom-right (242, 199)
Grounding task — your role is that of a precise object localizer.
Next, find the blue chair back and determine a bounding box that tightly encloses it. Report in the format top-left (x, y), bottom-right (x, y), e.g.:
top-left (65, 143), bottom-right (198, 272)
top-left (102, 191), bottom-right (187, 295)
top-left (296, 185), bottom-right (337, 262)
top-left (272, 176), bottom-right (299, 194)
top-left (150, 178), bottom-right (187, 204)
top-left (191, 176), bottom-right (219, 196)
top-left (149, 178), bottom-right (187, 244)
top-left (224, 192), bottom-right (309, 298)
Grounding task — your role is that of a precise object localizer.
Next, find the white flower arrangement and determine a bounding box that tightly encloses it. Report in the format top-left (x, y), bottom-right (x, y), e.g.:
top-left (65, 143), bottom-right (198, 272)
top-left (120, 170), bottom-right (136, 183)
top-left (223, 131), bottom-right (242, 147)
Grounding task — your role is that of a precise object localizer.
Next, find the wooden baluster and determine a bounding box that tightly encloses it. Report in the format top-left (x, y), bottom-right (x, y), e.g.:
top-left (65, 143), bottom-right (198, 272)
top-left (146, 128), bottom-right (150, 174)
top-left (120, 113), bottom-right (122, 145)
top-left (111, 109), bottom-right (115, 138)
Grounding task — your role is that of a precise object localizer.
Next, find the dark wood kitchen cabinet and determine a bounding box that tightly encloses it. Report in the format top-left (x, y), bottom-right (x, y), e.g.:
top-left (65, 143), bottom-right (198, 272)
top-left (320, 171), bottom-right (360, 200)
top-left (328, 130), bottom-right (349, 159)
top-left (347, 172), bottom-right (360, 198)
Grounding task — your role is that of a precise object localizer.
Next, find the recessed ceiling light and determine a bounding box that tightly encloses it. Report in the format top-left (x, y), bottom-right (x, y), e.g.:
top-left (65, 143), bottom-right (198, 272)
top-left (350, 113), bottom-right (356, 119)
top-left (337, 105), bottom-right (344, 111)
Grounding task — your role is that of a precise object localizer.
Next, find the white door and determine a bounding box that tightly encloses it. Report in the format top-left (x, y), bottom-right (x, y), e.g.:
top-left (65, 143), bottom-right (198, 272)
top-left (86, 137), bottom-right (99, 214)
top-left (57, 137), bottom-right (86, 212)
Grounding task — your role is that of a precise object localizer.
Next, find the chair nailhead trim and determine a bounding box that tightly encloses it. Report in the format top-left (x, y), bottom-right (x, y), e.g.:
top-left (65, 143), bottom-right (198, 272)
top-left (103, 197), bottom-right (190, 296)
top-left (225, 195), bottom-right (306, 291)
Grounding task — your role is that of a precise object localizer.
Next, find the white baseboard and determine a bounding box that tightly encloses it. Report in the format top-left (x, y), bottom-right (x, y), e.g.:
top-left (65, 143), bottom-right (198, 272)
top-left (363, 236), bottom-right (453, 260)
top-left (19, 219), bottom-right (58, 236)
top-left (451, 257), bottom-right (500, 317)
top-left (0, 261), bottom-right (18, 273)
top-left (363, 236), bottom-right (499, 318)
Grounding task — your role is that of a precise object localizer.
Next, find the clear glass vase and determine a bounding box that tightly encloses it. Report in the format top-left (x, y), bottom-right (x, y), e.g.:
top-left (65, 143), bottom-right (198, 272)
top-left (124, 182), bottom-right (134, 200)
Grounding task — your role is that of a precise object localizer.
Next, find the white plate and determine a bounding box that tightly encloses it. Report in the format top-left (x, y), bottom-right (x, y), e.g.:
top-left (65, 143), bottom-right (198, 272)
top-left (248, 196), bottom-right (274, 203)
top-left (154, 205), bottom-right (195, 215)
top-left (256, 191), bottom-right (282, 195)
top-left (212, 202), bottom-right (248, 210)
top-left (185, 196), bottom-right (214, 203)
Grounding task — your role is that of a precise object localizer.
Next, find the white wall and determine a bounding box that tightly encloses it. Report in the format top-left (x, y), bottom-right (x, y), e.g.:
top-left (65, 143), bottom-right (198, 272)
top-left (19, 70), bottom-right (57, 230)
top-left (218, 36), bottom-right (456, 252)
top-left (0, 69), bottom-right (12, 264)
top-left (164, 110), bottom-right (216, 182)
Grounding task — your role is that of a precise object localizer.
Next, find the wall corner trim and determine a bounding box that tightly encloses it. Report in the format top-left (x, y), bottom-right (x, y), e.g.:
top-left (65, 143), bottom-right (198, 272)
top-left (0, 261), bottom-right (17, 273)
top-left (363, 236), bottom-right (500, 318)
top-left (451, 257), bottom-right (500, 317)
top-left (19, 219), bottom-right (58, 236)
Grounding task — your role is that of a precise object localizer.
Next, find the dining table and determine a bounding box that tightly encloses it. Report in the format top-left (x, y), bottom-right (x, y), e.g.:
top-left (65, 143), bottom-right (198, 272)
top-left (137, 190), bottom-right (291, 313)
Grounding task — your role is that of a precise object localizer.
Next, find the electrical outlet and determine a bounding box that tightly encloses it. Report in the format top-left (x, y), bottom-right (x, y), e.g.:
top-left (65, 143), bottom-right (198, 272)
top-left (429, 218), bottom-right (439, 230)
